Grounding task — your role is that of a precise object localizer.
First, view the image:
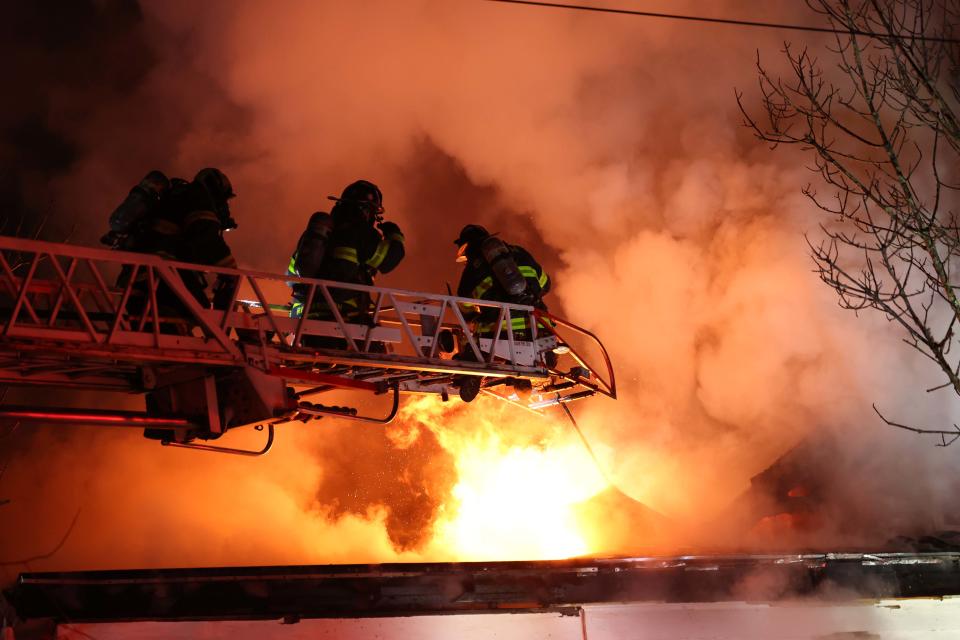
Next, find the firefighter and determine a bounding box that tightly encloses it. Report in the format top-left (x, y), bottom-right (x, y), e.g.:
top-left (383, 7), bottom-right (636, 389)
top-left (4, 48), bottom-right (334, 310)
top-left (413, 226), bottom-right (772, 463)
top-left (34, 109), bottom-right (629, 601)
top-left (452, 224), bottom-right (552, 401)
top-left (106, 168), bottom-right (239, 319)
top-left (287, 211), bottom-right (333, 319)
top-left (179, 168), bottom-right (239, 310)
top-left (287, 180), bottom-right (404, 326)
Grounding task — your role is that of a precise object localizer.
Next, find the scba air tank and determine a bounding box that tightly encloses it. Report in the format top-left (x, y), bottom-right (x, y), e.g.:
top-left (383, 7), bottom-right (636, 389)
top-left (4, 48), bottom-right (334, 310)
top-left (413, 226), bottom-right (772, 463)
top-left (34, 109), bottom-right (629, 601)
top-left (108, 170), bottom-right (171, 234)
top-left (480, 236), bottom-right (528, 298)
top-left (296, 211), bottom-right (334, 276)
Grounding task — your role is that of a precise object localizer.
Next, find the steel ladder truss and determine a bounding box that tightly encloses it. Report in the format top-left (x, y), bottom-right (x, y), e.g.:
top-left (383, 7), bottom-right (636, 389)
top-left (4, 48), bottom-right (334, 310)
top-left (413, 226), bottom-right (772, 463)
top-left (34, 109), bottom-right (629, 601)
top-left (0, 235), bottom-right (616, 455)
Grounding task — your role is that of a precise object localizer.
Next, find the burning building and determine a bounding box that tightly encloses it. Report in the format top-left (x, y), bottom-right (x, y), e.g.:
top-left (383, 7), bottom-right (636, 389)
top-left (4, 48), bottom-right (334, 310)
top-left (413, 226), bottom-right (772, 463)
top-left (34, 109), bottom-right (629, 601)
top-left (3, 0), bottom-right (960, 637)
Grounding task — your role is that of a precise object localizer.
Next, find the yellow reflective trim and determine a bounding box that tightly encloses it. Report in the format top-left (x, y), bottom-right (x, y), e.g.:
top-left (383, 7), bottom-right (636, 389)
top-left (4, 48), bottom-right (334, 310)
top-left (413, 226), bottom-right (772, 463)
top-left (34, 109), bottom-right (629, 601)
top-left (332, 246), bottom-right (359, 264)
top-left (472, 276), bottom-right (494, 299)
top-left (509, 317), bottom-right (530, 329)
top-left (387, 233), bottom-right (405, 243)
top-left (477, 316), bottom-right (532, 332)
top-left (288, 254), bottom-right (298, 276)
top-left (518, 266), bottom-right (538, 278)
top-left (518, 265), bottom-right (548, 288)
top-left (366, 240), bottom-right (389, 269)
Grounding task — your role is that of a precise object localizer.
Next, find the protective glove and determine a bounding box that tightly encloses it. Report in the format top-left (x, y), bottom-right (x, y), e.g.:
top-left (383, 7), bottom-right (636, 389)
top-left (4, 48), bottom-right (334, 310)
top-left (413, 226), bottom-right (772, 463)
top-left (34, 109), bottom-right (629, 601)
top-left (379, 221), bottom-right (403, 239)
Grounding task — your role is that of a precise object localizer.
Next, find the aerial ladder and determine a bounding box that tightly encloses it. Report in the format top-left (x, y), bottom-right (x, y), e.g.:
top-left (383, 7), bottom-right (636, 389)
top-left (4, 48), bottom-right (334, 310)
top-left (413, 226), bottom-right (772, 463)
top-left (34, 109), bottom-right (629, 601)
top-left (0, 236), bottom-right (615, 456)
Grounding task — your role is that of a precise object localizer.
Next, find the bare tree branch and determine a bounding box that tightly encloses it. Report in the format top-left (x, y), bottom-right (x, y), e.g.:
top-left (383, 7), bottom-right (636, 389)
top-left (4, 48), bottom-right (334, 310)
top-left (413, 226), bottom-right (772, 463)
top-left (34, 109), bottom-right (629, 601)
top-left (740, 0), bottom-right (960, 441)
top-left (874, 403), bottom-right (960, 446)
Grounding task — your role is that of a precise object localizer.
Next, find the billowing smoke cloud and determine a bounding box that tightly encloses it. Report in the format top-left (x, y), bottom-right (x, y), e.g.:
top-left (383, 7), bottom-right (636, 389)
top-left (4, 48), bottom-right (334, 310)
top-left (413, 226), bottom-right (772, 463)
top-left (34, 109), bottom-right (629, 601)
top-left (3, 0), bottom-right (959, 577)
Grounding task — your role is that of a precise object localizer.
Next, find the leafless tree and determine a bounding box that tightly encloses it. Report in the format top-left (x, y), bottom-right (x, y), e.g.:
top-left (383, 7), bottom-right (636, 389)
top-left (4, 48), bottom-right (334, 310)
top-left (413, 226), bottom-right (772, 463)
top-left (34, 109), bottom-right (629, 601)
top-left (738, 0), bottom-right (960, 442)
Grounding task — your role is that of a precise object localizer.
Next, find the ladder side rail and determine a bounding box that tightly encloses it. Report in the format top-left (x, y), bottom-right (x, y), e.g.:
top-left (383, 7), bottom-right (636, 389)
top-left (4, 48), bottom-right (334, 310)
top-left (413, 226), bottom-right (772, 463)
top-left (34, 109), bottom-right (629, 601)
top-left (245, 274), bottom-right (284, 341)
top-left (0, 236), bottom-right (539, 327)
top-left (134, 268), bottom-right (152, 333)
top-left (106, 264), bottom-right (138, 344)
top-left (506, 308), bottom-right (517, 365)
top-left (291, 283), bottom-right (316, 349)
top-left (0, 332), bottom-right (242, 365)
top-left (2, 252), bottom-right (41, 333)
top-left (81, 259), bottom-right (118, 327)
top-left (146, 266), bottom-right (161, 347)
top-left (152, 264), bottom-right (243, 360)
top-left (218, 273), bottom-right (243, 333)
top-left (335, 288), bottom-right (536, 367)
top-left (24, 246), bottom-right (241, 359)
top-left (0, 251), bottom-right (31, 320)
top-left (0, 237), bottom-right (533, 317)
top-left (84, 258), bottom-right (122, 325)
top-left (0, 252), bottom-right (41, 325)
top-left (534, 309), bottom-right (617, 400)
top-left (46, 257), bottom-right (78, 327)
top-left (485, 306), bottom-right (507, 365)
top-left (361, 290), bottom-right (385, 353)
top-left (449, 300), bottom-right (484, 362)
top-left (0, 276), bottom-right (102, 299)
top-left (210, 310), bottom-right (402, 343)
top-left (385, 292), bottom-right (420, 354)
top-left (0, 237), bottom-right (570, 377)
top-left (426, 299), bottom-right (447, 358)
top-left (316, 280), bottom-right (359, 352)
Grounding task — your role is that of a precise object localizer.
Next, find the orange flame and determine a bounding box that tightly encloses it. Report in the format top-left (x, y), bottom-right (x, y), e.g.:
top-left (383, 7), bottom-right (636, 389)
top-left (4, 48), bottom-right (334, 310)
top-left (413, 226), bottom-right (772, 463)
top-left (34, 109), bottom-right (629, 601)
top-left (397, 396), bottom-right (609, 560)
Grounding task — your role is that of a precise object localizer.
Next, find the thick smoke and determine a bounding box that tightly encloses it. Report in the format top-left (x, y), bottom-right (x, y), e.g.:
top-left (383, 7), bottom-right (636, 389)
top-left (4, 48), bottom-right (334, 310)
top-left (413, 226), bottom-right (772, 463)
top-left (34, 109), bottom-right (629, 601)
top-left (3, 0), bottom-right (959, 576)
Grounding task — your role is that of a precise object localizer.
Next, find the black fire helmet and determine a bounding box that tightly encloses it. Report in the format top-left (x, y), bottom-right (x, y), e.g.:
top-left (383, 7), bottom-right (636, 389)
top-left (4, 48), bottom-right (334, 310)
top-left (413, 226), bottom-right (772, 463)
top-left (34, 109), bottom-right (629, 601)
top-left (454, 224), bottom-right (491, 262)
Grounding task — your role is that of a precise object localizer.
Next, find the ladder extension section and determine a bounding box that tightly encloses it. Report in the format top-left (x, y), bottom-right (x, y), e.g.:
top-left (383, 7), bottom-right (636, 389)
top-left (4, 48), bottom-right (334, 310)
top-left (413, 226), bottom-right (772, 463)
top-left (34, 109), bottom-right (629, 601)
top-left (0, 235), bottom-right (615, 412)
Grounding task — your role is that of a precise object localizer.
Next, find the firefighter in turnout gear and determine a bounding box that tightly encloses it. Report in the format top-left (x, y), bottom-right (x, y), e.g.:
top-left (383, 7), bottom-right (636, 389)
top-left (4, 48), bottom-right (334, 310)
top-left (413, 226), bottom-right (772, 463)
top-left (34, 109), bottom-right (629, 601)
top-left (287, 210), bottom-right (334, 317)
top-left (453, 224), bottom-right (552, 401)
top-left (106, 168), bottom-right (239, 319)
top-left (287, 180), bottom-right (405, 326)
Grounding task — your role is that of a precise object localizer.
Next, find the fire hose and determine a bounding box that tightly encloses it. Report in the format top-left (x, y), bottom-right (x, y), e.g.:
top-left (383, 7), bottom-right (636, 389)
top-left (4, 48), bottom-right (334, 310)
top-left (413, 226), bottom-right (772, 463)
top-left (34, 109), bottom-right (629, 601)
top-left (560, 403), bottom-right (619, 491)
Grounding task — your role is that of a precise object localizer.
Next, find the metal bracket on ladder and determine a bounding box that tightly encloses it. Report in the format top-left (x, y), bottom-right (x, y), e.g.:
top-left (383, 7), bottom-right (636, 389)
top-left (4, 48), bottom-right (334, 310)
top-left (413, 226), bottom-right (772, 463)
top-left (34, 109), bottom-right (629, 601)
top-left (296, 383), bottom-right (400, 425)
top-left (161, 422), bottom-right (276, 457)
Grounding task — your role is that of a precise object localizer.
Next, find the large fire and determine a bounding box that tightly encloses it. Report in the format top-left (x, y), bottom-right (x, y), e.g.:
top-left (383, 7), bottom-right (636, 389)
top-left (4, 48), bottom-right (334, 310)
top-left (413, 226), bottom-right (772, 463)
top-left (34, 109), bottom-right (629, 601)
top-left (395, 396), bottom-right (609, 561)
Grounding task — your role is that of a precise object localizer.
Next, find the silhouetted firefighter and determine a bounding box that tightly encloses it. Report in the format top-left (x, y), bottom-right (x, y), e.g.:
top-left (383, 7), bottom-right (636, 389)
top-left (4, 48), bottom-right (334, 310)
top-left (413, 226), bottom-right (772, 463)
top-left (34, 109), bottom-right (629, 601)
top-left (103, 168), bottom-right (240, 321)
